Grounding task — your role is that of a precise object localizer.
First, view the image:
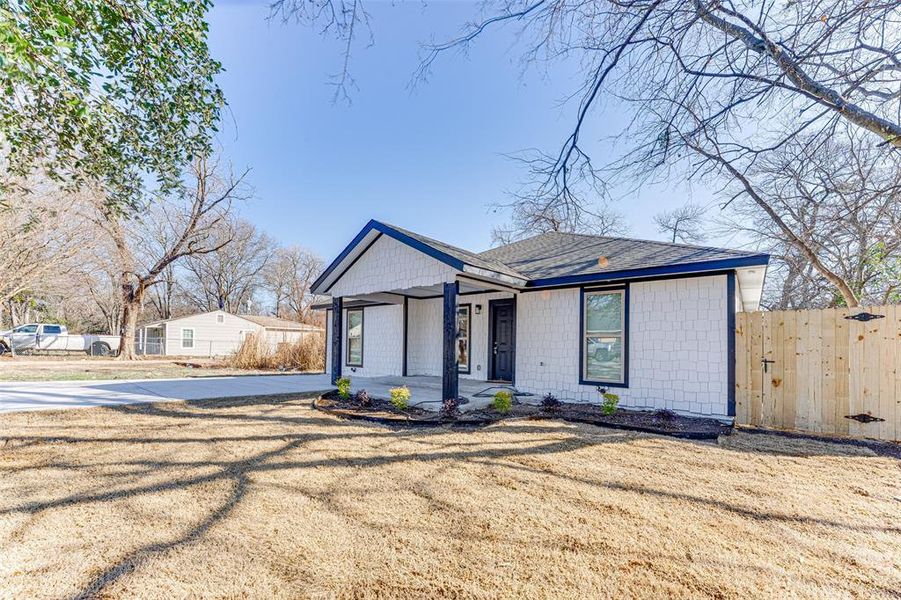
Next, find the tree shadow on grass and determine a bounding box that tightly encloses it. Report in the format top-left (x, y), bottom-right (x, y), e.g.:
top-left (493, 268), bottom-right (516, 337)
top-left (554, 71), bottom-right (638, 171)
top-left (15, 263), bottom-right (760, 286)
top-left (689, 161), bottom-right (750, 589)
top-left (2, 399), bottom-right (894, 598)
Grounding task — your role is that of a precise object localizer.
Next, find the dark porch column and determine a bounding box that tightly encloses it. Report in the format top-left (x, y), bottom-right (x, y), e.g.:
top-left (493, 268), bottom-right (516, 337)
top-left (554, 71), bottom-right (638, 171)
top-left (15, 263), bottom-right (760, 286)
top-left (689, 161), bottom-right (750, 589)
top-left (442, 281), bottom-right (459, 401)
top-left (331, 296), bottom-right (343, 384)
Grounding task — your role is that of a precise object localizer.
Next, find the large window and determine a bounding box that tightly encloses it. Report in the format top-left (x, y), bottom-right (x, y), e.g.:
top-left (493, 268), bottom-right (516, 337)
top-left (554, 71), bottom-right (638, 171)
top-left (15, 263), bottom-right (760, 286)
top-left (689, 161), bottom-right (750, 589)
top-left (582, 287), bottom-right (627, 386)
top-left (346, 309), bottom-right (363, 366)
top-left (457, 304), bottom-right (471, 373)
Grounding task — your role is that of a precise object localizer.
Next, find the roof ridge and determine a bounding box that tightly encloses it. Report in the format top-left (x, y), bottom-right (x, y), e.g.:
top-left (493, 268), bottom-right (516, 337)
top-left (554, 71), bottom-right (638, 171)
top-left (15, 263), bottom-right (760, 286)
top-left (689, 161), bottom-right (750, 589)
top-left (487, 229), bottom-right (762, 257)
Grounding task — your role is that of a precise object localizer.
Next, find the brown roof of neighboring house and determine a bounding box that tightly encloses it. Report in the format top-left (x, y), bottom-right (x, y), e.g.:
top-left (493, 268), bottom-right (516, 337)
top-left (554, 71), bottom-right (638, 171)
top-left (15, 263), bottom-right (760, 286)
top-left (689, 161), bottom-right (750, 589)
top-left (239, 315), bottom-right (323, 331)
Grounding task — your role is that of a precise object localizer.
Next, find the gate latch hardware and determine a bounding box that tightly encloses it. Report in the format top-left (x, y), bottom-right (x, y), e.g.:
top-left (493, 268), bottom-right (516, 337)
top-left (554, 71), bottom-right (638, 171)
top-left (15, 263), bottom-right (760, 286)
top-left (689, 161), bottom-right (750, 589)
top-left (761, 358), bottom-right (775, 373)
top-left (845, 312), bottom-right (885, 322)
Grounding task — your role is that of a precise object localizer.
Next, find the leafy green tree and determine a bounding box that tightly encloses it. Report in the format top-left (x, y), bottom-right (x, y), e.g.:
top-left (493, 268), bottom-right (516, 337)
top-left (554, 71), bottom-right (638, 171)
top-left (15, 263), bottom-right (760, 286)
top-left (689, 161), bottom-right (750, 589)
top-left (0, 1), bottom-right (224, 208)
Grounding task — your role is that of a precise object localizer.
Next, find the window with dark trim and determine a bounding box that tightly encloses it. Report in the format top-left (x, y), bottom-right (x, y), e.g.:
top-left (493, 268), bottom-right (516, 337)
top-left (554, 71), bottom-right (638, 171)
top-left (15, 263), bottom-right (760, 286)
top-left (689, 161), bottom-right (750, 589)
top-left (346, 309), bottom-right (363, 366)
top-left (457, 304), bottom-right (471, 373)
top-left (581, 287), bottom-right (628, 386)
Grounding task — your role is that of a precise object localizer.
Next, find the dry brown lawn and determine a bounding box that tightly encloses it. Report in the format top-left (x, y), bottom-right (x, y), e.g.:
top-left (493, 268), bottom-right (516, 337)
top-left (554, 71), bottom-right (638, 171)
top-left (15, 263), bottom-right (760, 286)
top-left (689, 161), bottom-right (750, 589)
top-left (0, 396), bottom-right (898, 599)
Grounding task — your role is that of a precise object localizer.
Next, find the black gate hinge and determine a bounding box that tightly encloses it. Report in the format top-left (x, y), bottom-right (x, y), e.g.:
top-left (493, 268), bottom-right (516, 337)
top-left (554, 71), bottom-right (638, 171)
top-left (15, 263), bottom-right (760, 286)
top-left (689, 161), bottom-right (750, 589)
top-left (845, 312), bottom-right (885, 322)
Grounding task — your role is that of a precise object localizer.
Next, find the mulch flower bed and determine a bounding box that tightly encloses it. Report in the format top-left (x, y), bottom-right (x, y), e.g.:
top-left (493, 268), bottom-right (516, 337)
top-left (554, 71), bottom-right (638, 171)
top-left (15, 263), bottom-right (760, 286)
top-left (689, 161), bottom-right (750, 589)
top-left (315, 391), bottom-right (730, 438)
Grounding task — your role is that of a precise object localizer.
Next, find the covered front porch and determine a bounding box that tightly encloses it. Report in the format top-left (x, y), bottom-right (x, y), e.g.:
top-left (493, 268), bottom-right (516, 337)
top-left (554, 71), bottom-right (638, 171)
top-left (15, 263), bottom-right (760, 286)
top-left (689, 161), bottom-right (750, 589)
top-left (312, 221), bottom-right (529, 403)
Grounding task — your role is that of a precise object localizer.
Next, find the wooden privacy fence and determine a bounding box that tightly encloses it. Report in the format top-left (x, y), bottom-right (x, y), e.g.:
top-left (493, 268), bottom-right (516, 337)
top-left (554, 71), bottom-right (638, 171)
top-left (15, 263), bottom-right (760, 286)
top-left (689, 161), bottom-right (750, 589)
top-left (736, 306), bottom-right (900, 442)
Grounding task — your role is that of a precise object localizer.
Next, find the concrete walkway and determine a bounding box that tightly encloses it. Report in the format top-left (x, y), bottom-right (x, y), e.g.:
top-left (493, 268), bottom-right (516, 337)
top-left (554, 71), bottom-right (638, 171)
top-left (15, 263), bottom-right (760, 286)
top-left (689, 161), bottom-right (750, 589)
top-left (0, 374), bottom-right (333, 414)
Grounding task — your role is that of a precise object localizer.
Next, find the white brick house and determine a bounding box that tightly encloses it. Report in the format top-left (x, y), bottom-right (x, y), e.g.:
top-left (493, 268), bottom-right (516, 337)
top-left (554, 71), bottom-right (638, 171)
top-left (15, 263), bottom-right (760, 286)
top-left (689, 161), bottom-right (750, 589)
top-left (312, 220), bottom-right (768, 420)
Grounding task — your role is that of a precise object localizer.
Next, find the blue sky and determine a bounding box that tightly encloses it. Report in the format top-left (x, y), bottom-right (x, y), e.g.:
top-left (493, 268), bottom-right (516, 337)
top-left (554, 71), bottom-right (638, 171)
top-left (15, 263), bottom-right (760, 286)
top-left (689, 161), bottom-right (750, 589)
top-left (208, 0), bottom-right (719, 260)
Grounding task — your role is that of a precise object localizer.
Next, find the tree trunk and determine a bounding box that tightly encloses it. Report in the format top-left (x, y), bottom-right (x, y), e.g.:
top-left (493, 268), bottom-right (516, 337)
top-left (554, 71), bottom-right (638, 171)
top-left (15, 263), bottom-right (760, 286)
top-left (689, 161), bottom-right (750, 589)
top-left (117, 283), bottom-right (145, 360)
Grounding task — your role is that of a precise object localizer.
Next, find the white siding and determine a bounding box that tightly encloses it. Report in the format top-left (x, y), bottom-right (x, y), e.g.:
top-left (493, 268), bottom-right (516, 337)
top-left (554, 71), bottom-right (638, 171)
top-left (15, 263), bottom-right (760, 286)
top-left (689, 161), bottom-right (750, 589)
top-left (323, 273), bottom-right (730, 418)
top-left (406, 292), bottom-right (514, 380)
top-left (328, 235), bottom-right (458, 298)
top-left (153, 310), bottom-right (322, 358)
top-left (264, 329), bottom-right (317, 349)
top-left (162, 311), bottom-right (262, 357)
top-left (340, 304), bottom-right (404, 377)
top-left (515, 275), bottom-right (730, 418)
top-left (325, 292), bottom-right (514, 381)
top-left (406, 298), bottom-right (441, 376)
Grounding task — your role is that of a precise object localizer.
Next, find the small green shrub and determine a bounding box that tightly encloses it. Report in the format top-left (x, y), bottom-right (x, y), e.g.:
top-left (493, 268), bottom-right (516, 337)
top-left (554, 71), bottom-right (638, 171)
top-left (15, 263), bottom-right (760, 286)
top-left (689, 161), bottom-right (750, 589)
top-left (601, 392), bottom-right (619, 415)
top-left (492, 390), bottom-right (513, 414)
top-left (389, 386), bottom-right (411, 410)
top-left (336, 377), bottom-right (351, 400)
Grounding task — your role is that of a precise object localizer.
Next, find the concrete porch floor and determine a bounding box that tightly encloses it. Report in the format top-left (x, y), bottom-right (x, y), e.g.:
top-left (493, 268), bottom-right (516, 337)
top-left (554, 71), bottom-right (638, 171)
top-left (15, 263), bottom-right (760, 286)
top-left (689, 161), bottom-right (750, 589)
top-left (345, 375), bottom-right (533, 412)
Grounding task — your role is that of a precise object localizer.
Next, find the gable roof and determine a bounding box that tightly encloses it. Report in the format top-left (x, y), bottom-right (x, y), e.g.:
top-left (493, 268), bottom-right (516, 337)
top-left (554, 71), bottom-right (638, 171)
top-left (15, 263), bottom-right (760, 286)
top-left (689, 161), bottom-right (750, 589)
top-left (480, 231), bottom-right (768, 286)
top-left (312, 219), bottom-right (770, 294)
top-left (310, 220), bottom-right (529, 294)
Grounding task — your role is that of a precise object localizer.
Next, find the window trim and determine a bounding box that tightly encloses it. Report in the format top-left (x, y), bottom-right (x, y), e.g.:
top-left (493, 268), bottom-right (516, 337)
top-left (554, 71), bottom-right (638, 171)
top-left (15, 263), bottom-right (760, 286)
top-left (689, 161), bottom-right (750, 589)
top-left (345, 308), bottom-right (364, 367)
top-left (579, 285), bottom-right (629, 388)
top-left (181, 327), bottom-right (195, 349)
top-left (457, 303), bottom-right (472, 374)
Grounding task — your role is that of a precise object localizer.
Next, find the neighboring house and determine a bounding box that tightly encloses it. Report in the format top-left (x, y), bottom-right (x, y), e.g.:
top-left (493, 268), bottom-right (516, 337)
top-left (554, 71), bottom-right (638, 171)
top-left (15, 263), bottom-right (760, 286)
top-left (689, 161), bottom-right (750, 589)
top-left (137, 310), bottom-right (324, 357)
top-left (312, 220), bottom-right (769, 420)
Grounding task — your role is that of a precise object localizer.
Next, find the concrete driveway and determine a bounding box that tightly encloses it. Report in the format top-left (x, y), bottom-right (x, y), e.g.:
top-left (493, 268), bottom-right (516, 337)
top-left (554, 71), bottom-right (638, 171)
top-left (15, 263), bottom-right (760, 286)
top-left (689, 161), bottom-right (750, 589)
top-left (0, 374), bottom-right (333, 414)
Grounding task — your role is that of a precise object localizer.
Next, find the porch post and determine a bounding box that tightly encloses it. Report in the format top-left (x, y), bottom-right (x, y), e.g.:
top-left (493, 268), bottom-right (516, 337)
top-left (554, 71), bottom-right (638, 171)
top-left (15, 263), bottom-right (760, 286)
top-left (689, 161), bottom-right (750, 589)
top-left (442, 281), bottom-right (459, 401)
top-left (331, 296), bottom-right (343, 385)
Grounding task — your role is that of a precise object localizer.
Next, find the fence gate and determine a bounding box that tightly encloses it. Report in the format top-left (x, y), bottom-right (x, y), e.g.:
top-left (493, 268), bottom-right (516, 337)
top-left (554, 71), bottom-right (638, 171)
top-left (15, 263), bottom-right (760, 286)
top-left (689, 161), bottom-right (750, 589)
top-left (735, 306), bottom-right (900, 442)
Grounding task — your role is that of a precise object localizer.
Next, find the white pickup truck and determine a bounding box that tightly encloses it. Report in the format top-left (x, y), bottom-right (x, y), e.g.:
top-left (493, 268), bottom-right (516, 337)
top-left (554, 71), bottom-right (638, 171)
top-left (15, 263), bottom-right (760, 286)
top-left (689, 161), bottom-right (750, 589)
top-left (0, 324), bottom-right (121, 356)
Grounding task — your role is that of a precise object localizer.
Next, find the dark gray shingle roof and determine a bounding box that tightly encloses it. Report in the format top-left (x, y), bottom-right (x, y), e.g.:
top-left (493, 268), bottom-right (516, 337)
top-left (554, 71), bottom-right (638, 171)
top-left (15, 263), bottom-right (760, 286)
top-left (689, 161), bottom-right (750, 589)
top-left (478, 231), bottom-right (766, 282)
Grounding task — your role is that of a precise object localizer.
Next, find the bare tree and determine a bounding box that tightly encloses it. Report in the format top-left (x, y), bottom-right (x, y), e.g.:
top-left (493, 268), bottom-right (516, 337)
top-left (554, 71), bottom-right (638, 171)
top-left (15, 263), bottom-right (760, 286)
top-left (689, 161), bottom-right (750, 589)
top-left (490, 197), bottom-right (628, 245)
top-left (270, 0), bottom-right (372, 104)
top-left (76, 256), bottom-right (124, 334)
top-left (84, 156), bottom-right (249, 359)
top-left (0, 183), bottom-right (92, 326)
top-left (263, 246), bottom-right (323, 323)
top-left (653, 203), bottom-right (707, 244)
top-left (280, 0), bottom-right (901, 306)
top-left (720, 131), bottom-right (901, 307)
top-left (181, 217), bottom-right (275, 314)
top-left (146, 263), bottom-right (178, 321)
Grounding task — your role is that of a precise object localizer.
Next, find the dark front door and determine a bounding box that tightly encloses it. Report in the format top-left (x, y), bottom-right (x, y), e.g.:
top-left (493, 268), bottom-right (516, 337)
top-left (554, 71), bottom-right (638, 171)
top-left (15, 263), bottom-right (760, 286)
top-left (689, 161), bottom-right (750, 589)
top-left (489, 300), bottom-right (516, 382)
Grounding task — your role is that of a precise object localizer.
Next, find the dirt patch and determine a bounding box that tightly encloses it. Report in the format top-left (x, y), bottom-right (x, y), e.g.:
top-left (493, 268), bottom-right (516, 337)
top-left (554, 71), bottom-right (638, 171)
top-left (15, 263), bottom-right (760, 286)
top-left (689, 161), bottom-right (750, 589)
top-left (0, 396), bottom-right (897, 598)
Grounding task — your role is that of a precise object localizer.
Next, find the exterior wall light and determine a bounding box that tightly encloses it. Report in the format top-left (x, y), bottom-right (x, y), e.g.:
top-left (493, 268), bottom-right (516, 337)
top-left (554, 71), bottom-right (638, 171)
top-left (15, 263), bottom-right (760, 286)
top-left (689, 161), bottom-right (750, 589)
top-left (475, 304), bottom-right (482, 314)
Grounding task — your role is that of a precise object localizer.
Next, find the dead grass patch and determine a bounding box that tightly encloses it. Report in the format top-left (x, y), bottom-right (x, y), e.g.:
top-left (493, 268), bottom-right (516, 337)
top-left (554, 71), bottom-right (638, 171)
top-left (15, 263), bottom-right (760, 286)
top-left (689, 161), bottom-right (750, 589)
top-left (0, 398), bottom-right (898, 599)
top-left (228, 332), bottom-right (324, 371)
